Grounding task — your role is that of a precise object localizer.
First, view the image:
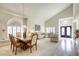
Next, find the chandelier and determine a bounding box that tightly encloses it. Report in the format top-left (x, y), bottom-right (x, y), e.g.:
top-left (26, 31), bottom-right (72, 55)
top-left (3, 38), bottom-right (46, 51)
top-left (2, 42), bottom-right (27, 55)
top-left (22, 3), bottom-right (28, 27)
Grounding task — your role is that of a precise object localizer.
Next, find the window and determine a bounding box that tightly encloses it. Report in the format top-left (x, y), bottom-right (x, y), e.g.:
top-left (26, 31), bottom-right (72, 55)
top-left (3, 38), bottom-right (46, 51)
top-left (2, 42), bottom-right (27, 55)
top-left (46, 27), bottom-right (55, 33)
top-left (7, 26), bottom-right (12, 34)
top-left (7, 26), bottom-right (21, 37)
top-left (13, 26), bottom-right (16, 36)
top-left (17, 26), bottom-right (21, 32)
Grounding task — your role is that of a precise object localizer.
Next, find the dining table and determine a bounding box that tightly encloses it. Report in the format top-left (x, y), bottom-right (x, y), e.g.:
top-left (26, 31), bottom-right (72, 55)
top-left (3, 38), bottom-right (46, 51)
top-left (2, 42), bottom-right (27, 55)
top-left (16, 36), bottom-right (31, 50)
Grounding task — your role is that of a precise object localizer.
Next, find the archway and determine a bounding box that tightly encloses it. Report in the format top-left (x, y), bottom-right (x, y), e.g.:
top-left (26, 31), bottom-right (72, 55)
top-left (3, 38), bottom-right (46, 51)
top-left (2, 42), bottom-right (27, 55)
top-left (7, 17), bottom-right (23, 39)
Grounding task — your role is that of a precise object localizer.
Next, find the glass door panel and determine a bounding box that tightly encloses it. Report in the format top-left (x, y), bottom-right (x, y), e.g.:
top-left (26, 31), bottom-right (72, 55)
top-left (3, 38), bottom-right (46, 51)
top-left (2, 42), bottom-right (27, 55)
top-left (61, 27), bottom-right (65, 36)
top-left (67, 27), bottom-right (70, 36)
top-left (60, 26), bottom-right (72, 38)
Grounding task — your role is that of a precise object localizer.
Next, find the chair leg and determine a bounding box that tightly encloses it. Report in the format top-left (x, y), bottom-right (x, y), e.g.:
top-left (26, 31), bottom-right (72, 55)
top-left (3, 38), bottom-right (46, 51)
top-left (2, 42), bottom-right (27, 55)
top-left (15, 47), bottom-right (17, 55)
top-left (13, 46), bottom-right (14, 52)
top-left (30, 46), bottom-right (32, 53)
top-left (75, 39), bottom-right (76, 45)
top-left (35, 44), bottom-right (37, 50)
top-left (11, 43), bottom-right (12, 49)
top-left (74, 37), bottom-right (76, 45)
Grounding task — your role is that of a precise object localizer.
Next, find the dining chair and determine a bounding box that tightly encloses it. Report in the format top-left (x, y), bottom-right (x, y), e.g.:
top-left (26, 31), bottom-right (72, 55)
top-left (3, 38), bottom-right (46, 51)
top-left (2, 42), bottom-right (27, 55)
top-left (75, 30), bottom-right (79, 38)
top-left (9, 34), bottom-right (22, 55)
top-left (28, 33), bottom-right (38, 53)
top-left (9, 34), bottom-right (13, 49)
top-left (74, 29), bottom-right (79, 45)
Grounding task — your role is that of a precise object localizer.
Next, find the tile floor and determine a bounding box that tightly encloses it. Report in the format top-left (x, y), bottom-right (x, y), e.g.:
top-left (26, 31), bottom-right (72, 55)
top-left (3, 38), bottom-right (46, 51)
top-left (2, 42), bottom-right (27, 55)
top-left (0, 38), bottom-right (79, 56)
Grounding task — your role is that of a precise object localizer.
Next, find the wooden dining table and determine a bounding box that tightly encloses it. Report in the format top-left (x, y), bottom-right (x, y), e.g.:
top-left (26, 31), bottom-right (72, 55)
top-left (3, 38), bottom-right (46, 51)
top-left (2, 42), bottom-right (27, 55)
top-left (16, 37), bottom-right (31, 50)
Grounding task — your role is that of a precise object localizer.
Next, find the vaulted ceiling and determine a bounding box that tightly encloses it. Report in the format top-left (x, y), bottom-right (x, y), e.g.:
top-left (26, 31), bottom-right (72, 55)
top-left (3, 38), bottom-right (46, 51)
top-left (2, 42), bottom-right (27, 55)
top-left (0, 3), bottom-right (71, 23)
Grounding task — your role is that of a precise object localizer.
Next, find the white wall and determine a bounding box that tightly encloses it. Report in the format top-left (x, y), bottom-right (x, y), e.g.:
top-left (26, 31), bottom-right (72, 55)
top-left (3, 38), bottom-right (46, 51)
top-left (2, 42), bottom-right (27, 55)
top-left (73, 4), bottom-right (79, 29)
top-left (27, 18), bottom-right (45, 34)
top-left (0, 11), bottom-right (14, 40)
top-left (45, 4), bottom-right (73, 34)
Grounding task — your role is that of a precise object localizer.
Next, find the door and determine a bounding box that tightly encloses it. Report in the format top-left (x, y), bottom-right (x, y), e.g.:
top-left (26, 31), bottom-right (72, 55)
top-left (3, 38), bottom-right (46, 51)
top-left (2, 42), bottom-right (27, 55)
top-left (60, 26), bottom-right (72, 38)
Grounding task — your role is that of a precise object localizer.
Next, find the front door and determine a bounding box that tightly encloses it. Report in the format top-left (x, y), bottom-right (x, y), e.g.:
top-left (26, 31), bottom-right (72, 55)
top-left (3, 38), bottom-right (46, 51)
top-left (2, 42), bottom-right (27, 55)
top-left (60, 26), bottom-right (72, 38)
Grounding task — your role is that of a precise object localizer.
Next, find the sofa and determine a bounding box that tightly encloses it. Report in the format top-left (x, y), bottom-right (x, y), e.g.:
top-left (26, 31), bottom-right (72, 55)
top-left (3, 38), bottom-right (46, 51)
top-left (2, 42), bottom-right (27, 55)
top-left (47, 33), bottom-right (58, 42)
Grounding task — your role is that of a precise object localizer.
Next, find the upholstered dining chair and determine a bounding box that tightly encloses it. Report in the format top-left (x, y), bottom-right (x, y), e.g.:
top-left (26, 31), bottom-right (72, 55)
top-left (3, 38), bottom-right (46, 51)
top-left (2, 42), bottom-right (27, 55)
top-left (9, 34), bottom-right (22, 55)
top-left (74, 29), bottom-right (79, 45)
top-left (9, 34), bottom-right (13, 49)
top-left (75, 29), bottom-right (79, 38)
top-left (28, 33), bottom-right (38, 53)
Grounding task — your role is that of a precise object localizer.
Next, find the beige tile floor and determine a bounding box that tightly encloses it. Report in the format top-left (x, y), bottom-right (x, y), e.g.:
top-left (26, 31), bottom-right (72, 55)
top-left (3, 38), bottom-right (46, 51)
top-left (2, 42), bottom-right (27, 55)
top-left (0, 38), bottom-right (79, 56)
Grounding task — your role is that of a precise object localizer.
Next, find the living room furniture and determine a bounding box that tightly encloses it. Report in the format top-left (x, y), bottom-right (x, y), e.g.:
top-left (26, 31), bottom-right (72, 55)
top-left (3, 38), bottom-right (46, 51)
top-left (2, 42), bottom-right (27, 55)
top-left (74, 29), bottom-right (79, 45)
top-left (16, 32), bottom-right (21, 38)
top-left (36, 32), bottom-right (45, 39)
top-left (9, 34), bottom-right (22, 55)
top-left (16, 37), bottom-right (31, 50)
top-left (75, 29), bottom-right (79, 38)
top-left (27, 33), bottom-right (38, 53)
top-left (47, 33), bottom-right (58, 42)
top-left (9, 34), bottom-right (13, 49)
top-left (16, 32), bottom-right (38, 53)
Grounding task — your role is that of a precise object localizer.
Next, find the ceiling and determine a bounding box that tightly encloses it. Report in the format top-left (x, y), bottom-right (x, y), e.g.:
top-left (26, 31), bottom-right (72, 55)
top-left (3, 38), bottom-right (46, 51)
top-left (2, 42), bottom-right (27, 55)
top-left (0, 3), bottom-right (71, 23)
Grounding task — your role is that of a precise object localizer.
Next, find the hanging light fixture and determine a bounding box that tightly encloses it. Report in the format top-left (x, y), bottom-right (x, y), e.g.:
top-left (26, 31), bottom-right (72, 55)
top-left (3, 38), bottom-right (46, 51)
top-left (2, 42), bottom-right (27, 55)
top-left (22, 3), bottom-right (24, 21)
top-left (22, 3), bottom-right (27, 28)
top-left (22, 3), bottom-right (29, 39)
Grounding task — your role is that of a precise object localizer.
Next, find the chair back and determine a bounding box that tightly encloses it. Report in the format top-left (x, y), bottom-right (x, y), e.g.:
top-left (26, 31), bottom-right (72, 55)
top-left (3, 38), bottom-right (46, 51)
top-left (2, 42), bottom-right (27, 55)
top-left (9, 34), bottom-right (13, 43)
top-left (75, 29), bottom-right (79, 38)
top-left (9, 34), bottom-right (16, 46)
top-left (31, 33), bottom-right (38, 45)
top-left (16, 32), bottom-right (21, 38)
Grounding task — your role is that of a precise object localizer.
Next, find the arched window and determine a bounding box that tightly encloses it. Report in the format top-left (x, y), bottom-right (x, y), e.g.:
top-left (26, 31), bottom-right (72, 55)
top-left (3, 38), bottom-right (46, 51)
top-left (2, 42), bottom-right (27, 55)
top-left (7, 26), bottom-right (21, 37)
top-left (7, 18), bottom-right (22, 38)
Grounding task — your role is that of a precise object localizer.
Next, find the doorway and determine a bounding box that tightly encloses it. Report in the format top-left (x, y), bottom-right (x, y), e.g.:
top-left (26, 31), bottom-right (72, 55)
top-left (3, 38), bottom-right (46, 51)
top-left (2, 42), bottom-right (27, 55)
top-left (59, 17), bottom-right (73, 40)
top-left (60, 26), bottom-right (72, 38)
